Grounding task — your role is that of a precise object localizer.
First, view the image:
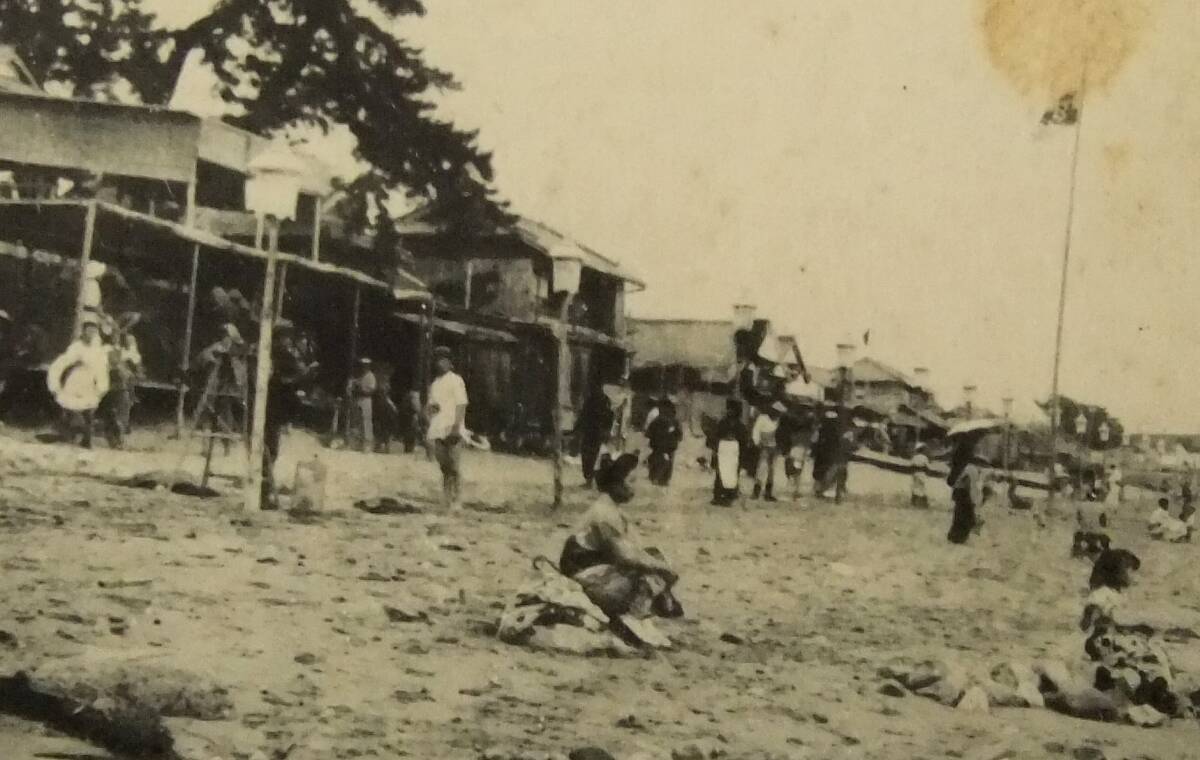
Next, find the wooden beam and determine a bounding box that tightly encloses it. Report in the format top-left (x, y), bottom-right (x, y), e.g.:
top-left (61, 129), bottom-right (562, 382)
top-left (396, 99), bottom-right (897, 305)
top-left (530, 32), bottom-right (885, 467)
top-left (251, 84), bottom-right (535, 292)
top-left (175, 242), bottom-right (201, 435)
top-left (71, 200), bottom-right (98, 340)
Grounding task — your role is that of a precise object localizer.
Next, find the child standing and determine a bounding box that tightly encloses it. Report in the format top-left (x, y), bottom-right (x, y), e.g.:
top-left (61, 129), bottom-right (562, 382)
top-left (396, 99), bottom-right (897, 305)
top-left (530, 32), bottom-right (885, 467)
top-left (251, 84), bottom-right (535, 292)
top-left (751, 402), bottom-right (784, 501)
top-left (646, 399), bottom-right (683, 486)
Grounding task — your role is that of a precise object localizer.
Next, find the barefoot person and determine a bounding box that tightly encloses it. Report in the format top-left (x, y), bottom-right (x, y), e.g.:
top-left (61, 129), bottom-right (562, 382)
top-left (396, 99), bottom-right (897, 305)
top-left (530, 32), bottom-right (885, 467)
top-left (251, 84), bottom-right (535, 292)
top-left (560, 452), bottom-right (682, 620)
top-left (426, 346), bottom-right (468, 509)
top-left (751, 402), bottom-right (784, 501)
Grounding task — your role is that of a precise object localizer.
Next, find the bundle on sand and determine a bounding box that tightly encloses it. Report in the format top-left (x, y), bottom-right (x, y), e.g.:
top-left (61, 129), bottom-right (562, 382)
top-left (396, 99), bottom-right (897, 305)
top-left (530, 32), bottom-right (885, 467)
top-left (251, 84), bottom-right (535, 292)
top-left (0, 670), bottom-right (178, 759)
top-left (497, 562), bottom-right (671, 656)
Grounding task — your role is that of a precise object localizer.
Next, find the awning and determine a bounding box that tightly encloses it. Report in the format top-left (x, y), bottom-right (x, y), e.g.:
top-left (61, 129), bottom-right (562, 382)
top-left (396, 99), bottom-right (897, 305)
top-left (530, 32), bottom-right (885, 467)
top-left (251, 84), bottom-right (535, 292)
top-left (393, 313), bottom-right (517, 344)
top-left (0, 199), bottom-right (427, 298)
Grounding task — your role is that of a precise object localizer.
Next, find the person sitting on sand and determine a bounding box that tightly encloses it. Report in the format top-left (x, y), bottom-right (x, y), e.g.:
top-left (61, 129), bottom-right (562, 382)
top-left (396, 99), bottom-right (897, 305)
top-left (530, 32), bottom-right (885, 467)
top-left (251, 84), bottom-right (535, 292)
top-left (1148, 498), bottom-right (1193, 543)
top-left (1075, 548), bottom-right (1198, 723)
top-left (559, 452), bottom-right (682, 620)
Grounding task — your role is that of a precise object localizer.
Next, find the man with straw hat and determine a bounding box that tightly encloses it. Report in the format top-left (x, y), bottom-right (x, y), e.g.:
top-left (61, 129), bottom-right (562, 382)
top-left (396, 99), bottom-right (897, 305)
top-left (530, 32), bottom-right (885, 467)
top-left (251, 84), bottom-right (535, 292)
top-left (425, 345), bottom-right (469, 509)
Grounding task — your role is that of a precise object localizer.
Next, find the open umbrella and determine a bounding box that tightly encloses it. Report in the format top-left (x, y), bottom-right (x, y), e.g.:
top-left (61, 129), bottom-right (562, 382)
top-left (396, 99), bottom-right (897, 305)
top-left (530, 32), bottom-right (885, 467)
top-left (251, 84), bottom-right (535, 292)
top-left (946, 418), bottom-right (1005, 439)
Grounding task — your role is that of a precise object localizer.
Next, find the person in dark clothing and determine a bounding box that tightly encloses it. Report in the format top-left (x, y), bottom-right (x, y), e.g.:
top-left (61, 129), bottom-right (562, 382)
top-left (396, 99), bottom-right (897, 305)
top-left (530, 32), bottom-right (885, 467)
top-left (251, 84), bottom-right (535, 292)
top-left (710, 399), bottom-right (748, 506)
top-left (372, 373), bottom-right (400, 454)
top-left (811, 411), bottom-right (842, 497)
top-left (945, 426), bottom-right (999, 544)
top-left (646, 399), bottom-right (683, 486)
top-left (575, 388), bottom-right (615, 487)
top-left (252, 323), bottom-right (312, 510)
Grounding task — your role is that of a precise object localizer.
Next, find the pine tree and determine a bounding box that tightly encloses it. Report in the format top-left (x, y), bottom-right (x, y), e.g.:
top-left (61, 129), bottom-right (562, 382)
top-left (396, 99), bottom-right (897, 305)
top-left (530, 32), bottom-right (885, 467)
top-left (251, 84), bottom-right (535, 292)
top-left (0, 0), bottom-right (509, 233)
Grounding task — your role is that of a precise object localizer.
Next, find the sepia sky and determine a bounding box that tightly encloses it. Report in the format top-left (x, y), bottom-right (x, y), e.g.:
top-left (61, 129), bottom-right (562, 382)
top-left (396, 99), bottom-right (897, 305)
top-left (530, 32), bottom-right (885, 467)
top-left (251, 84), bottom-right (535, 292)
top-left (150, 0), bottom-right (1199, 432)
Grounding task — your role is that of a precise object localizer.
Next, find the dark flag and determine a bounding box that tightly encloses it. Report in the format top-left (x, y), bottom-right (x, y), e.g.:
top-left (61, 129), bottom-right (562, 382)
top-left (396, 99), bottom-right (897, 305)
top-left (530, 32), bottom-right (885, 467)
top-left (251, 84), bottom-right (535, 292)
top-left (789, 343), bottom-right (810, 384)
top-left (1041, 92), bottom-right (1079, 126)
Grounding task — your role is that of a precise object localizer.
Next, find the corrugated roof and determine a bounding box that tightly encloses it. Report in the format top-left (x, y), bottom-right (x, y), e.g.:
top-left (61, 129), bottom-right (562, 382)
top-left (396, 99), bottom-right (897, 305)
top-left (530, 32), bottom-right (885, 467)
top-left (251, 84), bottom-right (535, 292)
top-left (627, 318), bottom-right (734, 369)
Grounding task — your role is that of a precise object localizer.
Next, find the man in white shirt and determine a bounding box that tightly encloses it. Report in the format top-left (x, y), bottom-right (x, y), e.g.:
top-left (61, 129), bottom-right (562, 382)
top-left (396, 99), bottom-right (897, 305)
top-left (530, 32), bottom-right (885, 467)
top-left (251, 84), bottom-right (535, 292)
top-left (426, 346), bottom-right (469, 509)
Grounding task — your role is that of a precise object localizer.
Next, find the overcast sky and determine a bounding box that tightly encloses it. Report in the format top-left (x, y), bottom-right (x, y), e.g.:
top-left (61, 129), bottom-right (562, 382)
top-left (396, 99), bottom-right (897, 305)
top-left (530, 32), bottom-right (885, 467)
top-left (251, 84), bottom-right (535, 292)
top-left (150, 0), bottom-right (1199, 432)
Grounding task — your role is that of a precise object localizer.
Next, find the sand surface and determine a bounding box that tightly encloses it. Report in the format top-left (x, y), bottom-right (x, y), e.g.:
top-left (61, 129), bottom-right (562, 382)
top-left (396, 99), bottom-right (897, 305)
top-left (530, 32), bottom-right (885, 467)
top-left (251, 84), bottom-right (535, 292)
top-left (1, 427), bottom-right (1198, 760)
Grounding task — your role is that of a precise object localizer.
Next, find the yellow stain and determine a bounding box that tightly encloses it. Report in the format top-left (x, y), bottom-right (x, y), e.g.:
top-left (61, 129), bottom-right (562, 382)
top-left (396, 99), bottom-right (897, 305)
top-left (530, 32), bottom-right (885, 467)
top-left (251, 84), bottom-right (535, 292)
top-left (981, 0), bottom-right (1153, 102)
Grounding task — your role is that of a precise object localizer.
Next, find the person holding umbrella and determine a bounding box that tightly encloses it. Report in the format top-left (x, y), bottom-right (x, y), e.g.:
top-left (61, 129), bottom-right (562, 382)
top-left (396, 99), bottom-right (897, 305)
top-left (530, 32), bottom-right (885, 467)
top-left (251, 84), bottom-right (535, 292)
top-left (945, 419), bottom-right (1003, 544)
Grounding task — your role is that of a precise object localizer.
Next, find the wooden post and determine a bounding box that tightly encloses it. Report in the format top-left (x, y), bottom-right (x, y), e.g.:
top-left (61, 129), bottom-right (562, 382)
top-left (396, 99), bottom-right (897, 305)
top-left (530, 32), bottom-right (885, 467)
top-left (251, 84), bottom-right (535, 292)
top-left (184, 178), bottom-right (197, 227)
top-left (71, 201), bottom-right (98, 340)
top-left (175, 243), bottom-right (201, 436)
top-left (275, 263), bottom-right (289, 317)
top-left (311, 197), bottom-right (322, 262)
top-left (255, 214), bottom-right (265, 251)
top-left (245, 220), bottom-right (279, 512)
top-left (552, 295), bottom-right (575, 509)
top-left (418, 299), bottom-right (435, 406)
top-left (349, 284), bottom-right (361, 367)
top-left (464, 260), bottom-right (474, 310)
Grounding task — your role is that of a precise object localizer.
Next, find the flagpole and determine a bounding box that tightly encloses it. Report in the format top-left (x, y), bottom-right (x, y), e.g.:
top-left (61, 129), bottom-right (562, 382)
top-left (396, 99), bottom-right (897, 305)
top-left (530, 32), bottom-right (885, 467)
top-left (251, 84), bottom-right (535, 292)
top-left (1046, 76), bottom-right (1087, 517)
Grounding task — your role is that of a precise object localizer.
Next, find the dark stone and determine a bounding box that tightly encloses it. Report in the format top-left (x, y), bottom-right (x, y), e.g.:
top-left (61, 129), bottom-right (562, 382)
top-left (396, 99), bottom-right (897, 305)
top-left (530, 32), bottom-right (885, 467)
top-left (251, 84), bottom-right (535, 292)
top-left (719, 633), bottom-right (744, 645)
top-left (878, 681), bottom-right (906, 698)
top-left (569, 748), bottom-right (615, 760)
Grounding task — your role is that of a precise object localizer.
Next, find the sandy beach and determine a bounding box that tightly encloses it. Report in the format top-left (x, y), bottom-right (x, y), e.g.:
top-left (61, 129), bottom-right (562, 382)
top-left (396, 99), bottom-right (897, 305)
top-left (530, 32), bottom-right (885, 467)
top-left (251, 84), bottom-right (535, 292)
top-left (0, 427), bottom-right (1197, 760)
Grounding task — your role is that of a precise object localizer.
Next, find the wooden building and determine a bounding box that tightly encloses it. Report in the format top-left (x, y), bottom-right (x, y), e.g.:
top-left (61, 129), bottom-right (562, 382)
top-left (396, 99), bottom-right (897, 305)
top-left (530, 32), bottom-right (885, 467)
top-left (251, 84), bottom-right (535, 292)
top-left (395, 214), bottom-right (642, 446)
top-left (0, 69), bottom-right (431, 433)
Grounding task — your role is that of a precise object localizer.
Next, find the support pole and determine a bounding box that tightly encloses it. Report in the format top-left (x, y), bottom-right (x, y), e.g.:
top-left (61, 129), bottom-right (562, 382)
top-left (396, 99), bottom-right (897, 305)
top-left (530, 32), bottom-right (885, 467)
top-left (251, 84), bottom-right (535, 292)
top-left (349, 284), bottom-right (362, 367)
top-left (184, 178), bottom-right (197, 227)
top-left (1047, 84), bottom-right (1087, 515)
top-left (175, 243), bottom-right (201, 436)
top-left (245, 220), bottom-right (279, 512)
top-left (552, 295), bottom-right (576, 509)
top-left (311, 197), bottom-right (322, 262)
top-left (275, 263), bottom-right (289, 317)
top-left (418, 300), bottom-right (435, 407)
top-left (464, 260), bottom-right (474, 310)
top-left (71, 201), bottom-right (98, 340)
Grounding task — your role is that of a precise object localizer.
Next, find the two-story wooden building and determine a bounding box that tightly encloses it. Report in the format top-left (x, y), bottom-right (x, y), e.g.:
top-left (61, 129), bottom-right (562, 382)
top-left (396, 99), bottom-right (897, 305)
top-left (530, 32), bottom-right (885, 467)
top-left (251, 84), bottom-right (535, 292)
top-left (393, 213), bottom-right (642, 447)
top-left (0, 64), bottom-right (430, 431)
